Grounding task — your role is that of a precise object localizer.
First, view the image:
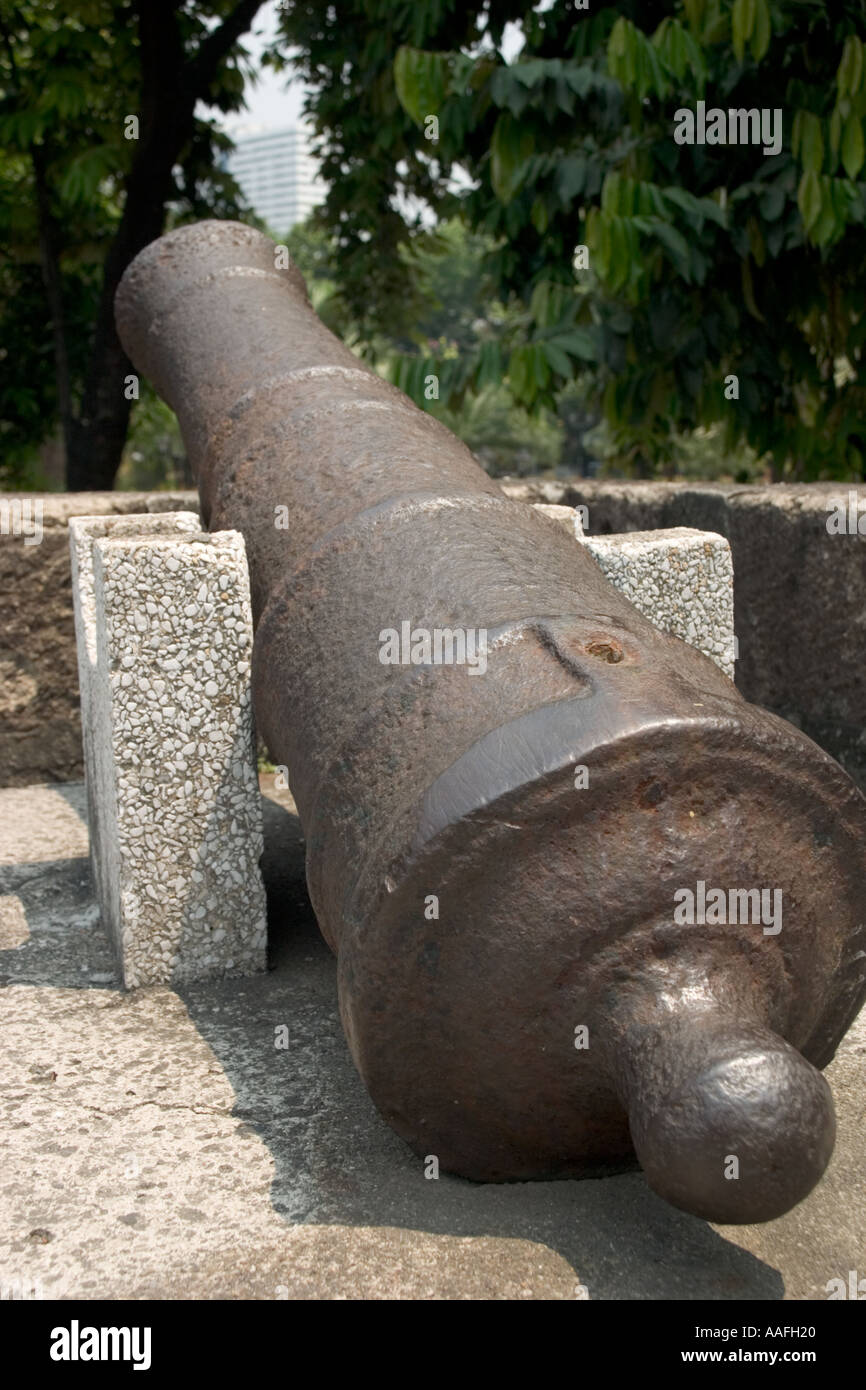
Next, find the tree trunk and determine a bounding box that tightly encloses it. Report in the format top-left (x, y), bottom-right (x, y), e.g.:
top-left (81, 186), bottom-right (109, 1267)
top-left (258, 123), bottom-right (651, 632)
top-left (65, 0), bottom-right (265, 490)
top-left (65, 160), bottom-right (179, 491)
top-left (31, 143), bottom-right (74, 473)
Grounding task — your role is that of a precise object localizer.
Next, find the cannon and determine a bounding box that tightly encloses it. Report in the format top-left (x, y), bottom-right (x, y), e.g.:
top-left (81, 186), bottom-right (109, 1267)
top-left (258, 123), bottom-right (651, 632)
top-left (115, 221), bottom-right (866, 1225)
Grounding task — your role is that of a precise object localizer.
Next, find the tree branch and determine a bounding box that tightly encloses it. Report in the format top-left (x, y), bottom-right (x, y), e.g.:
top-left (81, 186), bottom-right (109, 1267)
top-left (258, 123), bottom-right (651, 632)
top-left (185, 0), bottom-right (265, 97)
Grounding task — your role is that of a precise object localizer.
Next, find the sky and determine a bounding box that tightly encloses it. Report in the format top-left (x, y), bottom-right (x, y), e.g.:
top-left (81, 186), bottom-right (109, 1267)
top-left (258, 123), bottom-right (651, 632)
top-left (209, 1), bottom-right (308, 137)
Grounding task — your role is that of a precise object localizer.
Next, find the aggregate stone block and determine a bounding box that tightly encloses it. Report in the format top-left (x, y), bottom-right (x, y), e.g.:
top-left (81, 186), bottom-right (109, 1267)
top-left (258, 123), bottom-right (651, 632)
top-left (531, 503), bottom-right (735, 677)
top-left (584, 527), bottom-right (736, 677)
top-left (69, 512), bottom-right (201, 908)
top-left (88, 528), bottom-right (267, 987)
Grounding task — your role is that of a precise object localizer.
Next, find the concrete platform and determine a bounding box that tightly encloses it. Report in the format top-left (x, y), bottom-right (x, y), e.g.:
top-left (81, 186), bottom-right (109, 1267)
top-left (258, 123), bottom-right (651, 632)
top-left (0, 781), bottom-right (863, 1301)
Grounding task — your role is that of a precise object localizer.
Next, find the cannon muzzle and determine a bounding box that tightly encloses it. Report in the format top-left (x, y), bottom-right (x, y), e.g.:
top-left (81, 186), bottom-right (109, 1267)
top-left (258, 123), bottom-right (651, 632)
top-left (115, 221), bottom-right (866, 1224)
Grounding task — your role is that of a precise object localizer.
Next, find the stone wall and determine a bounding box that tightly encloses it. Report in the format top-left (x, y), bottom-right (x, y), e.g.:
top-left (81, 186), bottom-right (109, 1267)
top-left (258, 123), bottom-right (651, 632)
top-left (1, 492), bottom-right (198, 787)
top-left (2, 483), bottom-right (864, 790)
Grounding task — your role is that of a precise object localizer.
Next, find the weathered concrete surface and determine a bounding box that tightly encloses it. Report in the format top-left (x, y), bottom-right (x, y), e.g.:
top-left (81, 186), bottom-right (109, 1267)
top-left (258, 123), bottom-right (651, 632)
top-left (1, 781), bottom-right (863, 1299)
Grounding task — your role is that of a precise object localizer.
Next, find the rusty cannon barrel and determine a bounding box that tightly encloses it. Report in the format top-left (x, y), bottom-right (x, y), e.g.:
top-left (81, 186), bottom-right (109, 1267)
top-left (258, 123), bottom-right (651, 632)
top-left (115, 221), bottom-right (866, 1224)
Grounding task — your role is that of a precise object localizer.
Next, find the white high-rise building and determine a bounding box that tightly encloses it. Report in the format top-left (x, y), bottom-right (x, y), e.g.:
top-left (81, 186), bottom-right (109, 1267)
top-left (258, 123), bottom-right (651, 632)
top-left (226, 125), bottom-right (326, 234)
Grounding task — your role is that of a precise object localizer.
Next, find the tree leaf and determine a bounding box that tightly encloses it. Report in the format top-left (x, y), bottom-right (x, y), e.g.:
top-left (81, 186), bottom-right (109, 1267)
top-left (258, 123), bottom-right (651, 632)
top-left (608, 216), bottom-right (630, 291)
top-left (475, 341), bottom-right (502, 390)
top-left (508, 344), bottom-right (537, 404)
top-left (530, 342), bottom-right (550, 393)
top-left (758, 182), bottom-right (786, 221)
top-left (662, 185), bottom-right (703, 230)
top-left (811, 180), bottom-right (838, 247)
top-left (542, 340), bottom-right (573, 376)
top-left (531, 196), bottom-right (550, 233)
top-left (838, 35), bottom-right (863, 99)
top-left (59, 146), bottom-right (116, 204)
top-left (490, 111), bottom-right (533, 203)
top-left (750, 0), bottom-right (771, 62)
top-left (651, 221), bottom-right (692, 280)
top-left (732, 0), bottom-right (756, 64)
top-left (512, 58), bottom-right (549, 89)
top-left (394, 46), bottom-right (446, 125)
top-left (683, 0), bottom-right (705, 32)
top-left (644, 41), bottom-right (669, 99)
top-left (550, 329), bottom-right (596, 362)
top-left (601, 171), bottom-right (624, 215)
top-left (556, 156), bottom-right (586, 202)
top-left (529, 280), bottom-right (549, 324)
top-left (797, 169), bottom-right (822, 232)
top-left (800, 113), bottom-right (824, 173)
top-left (830, 106), bottom-right (843, 160)
top-left (841, 115), bottom-right (864, 179)
top-left (608, 17), bottom-right (631, 68)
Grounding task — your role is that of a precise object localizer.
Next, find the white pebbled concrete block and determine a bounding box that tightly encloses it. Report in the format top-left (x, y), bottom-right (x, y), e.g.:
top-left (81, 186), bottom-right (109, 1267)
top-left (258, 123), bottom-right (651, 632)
top-left (584, 527), bottom-right (736, 678)
top-left (70, 512), bottom-right (201, 912)
top-left (81, 524), bottom-right (266, 987)
top-left (531, 503), bottom-right (735, 677)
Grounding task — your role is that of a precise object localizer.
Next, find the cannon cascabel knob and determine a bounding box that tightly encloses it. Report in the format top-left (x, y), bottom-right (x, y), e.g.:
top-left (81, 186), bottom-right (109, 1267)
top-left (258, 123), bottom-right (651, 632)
top-left (114, 220), bottom-right (866, 1224)
top-left (596, 952), bottom-right (837, 1222)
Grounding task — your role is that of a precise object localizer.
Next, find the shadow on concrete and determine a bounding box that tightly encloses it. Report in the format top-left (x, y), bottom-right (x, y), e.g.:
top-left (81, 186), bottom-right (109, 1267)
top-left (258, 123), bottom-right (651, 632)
top-left (175, 788), bottom-right (784, 1302)
top-left (0, 856), bottom-right (116, 990)
top-left (0, 782), bottom-right (117, 989)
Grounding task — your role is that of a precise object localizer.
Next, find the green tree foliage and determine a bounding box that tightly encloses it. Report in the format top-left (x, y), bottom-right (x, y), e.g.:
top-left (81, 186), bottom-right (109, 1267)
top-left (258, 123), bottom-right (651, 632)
top-left (276, 0), bottom-right (866, 480)
top-left (0, 0), bottom-right (266, 490)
